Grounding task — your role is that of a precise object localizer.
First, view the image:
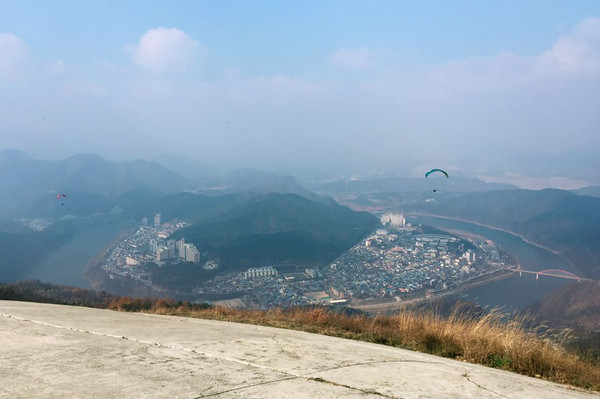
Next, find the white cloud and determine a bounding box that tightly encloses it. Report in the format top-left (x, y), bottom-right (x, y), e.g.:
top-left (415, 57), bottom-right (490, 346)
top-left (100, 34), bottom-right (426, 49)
top-left (330, 48), bottom-right (378, 70)
top-left (539, 18), bottom-right (600, 74)
top-left (0, 33), bottom-right (28, 78)
top-left (2, 19), bottom-right (599, 165)
top-left (126, 27), bottom-right (204, 73)
top-left (364, 18), bottom-right (600, 101)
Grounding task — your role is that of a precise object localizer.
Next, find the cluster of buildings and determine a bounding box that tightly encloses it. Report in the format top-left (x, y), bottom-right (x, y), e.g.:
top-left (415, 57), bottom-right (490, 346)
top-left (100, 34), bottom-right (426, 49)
top-left (322, 228), bottom-right (509, 300)
top-left (150, 237), bottom-right (200, 263)
top-left (101, 216), bottom-right (197, 280)
top-left (199, 267), bottom-right (329, 309)
top-left (192, 226), bottom-right (511, 308)
top-left (102, 211), bottom-right (514, 310)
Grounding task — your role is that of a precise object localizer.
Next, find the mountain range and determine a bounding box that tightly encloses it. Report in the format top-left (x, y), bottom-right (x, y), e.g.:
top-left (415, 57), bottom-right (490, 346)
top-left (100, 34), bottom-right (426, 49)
top-left (0, 150), bottom-right (336, 220)
top-left (3, 149), bottom-right (599, 300)
top-left (195, 168), bottom-right (333, 205)
top-left (0, 150), bottom-right (192, 219)
top-left (312, 175), bottom-right (517, 195)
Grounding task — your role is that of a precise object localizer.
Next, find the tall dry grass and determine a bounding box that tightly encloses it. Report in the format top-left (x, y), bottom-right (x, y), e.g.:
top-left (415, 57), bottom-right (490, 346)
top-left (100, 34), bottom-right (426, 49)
top-left (108, 298), bottom-right (600, 391)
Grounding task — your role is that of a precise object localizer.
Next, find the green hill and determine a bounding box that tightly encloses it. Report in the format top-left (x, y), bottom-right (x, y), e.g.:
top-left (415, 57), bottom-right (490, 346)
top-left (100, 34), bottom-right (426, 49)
top-left (174, 193), bottom-right (378, 271)
top-left (117, 191), bottom-right (243, 223)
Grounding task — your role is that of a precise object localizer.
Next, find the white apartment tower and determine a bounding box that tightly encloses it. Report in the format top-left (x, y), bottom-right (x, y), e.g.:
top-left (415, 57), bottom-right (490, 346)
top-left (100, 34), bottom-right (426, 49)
top-left (380, 213), bottom-right (406, 227)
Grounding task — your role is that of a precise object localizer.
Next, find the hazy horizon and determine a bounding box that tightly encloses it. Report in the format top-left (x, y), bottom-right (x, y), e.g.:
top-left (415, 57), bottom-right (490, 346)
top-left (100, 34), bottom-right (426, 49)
top-left (1, 2), bottom-right (599, 186)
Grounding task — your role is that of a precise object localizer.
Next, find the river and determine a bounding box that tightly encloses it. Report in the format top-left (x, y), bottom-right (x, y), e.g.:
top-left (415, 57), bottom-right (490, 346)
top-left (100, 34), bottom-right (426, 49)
top-left (408, 215), bottom-right (575, 311)
top-left (23, 222), bottom-right (125, 288)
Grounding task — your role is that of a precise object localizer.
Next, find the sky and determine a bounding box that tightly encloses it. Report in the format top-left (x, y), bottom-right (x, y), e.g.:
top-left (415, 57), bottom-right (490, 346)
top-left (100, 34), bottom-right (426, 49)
top-left (1, 1), bottom-right (599, 179)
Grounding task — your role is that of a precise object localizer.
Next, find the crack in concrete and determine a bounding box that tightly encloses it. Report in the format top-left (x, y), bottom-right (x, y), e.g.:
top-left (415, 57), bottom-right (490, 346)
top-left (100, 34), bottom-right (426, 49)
top-left (271, 332), bottom-right (301, 360)
top-left (314, 358), bottom-right (445, 373)
top-left (272, 332), bottom-right (285, 353)
top-left (465, 376), bottom-right (511, 399)
top-left (194, 376), bottom-right (298, 398)
top-left (1, 313), bottom-right (398, 398)
top-left (0, 313), bottom-right (302, 378)
top-left (308, 377), bottom-right (402, 399)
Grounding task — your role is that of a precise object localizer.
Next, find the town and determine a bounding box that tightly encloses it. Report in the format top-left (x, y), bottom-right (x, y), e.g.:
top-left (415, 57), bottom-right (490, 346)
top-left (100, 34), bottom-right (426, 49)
top-left (100, 213), bottom-right (515, 309)
top-left (100, 213), bottom-right (200, 283)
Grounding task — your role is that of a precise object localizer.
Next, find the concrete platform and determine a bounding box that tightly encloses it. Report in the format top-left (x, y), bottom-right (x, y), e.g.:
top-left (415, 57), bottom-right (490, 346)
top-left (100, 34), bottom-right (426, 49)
top-left (0, 300), bottom-right (598, 399)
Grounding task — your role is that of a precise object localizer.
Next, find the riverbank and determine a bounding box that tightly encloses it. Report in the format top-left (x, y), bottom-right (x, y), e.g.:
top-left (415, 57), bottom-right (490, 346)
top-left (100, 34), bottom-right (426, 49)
top-left (408, 212), bottom-right (581, 274)
top-left (84, 228), bottom-right (132, 290)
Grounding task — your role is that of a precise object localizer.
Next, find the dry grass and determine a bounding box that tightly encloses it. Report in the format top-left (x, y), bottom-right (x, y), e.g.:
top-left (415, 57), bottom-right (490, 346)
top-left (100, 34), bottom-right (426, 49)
top-left (108, 298), bottom-right (600, 391)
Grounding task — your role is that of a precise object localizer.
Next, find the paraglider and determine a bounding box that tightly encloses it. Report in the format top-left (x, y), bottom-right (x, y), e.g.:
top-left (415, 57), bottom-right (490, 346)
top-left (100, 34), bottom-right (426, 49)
top-left (425, 169), bottom-right (449, 178)
top-left (425, 169), bottom-right (448, 193)
top-left (56, 193), bottom-right (67, 206)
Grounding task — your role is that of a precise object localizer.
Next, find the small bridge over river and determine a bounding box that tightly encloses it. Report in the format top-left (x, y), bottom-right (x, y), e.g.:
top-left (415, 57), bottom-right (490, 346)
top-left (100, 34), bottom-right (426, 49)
top-left (510, 268), bottom-right (592, 282)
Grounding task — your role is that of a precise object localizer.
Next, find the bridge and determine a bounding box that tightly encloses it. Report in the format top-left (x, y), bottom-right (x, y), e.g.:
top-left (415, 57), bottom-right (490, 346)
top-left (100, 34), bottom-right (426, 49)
top-left (510, 268), bottom-right (592, 282)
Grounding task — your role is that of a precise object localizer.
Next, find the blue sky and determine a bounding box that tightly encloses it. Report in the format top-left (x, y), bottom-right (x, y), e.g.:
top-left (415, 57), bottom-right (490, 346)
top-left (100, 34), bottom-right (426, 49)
top-left (1, 1), bottom-right (599, 181)
top-left (3, 1), bottom-right (598, 69)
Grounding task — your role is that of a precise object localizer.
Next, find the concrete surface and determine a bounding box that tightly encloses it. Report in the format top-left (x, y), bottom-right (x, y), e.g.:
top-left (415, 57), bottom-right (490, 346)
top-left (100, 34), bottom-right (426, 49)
top-left (0, 300), bottom-right (598, 399)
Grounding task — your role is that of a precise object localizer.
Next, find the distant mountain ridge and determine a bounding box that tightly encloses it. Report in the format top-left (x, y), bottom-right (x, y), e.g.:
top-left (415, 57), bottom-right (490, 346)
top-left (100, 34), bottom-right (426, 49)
top-left (1, 150), bottom-right (337, 220)
top-left (196, 168), bottom-right (334, 205)
top-left (0, 150), bottom-right (193, 219)
top-left (574, 185), bottom-right (600, 198)
top-left (314, 175), bottom-right (517, 195)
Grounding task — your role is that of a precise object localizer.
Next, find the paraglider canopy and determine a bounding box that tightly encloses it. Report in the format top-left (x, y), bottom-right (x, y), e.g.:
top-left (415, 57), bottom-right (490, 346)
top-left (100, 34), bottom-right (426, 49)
top-left (56, 193), bottom-right (67, 206)
top-left (425, 169), bottom-right (449, 178)
top-left (425, 169), bottom-right (448, 193)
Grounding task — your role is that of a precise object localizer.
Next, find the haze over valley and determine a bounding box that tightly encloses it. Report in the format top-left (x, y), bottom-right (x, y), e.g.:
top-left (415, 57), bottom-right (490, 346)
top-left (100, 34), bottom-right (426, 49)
top-left (0, 149), bottom-right (598, 317)
top-left (1, 3), bottom-right (600, 396)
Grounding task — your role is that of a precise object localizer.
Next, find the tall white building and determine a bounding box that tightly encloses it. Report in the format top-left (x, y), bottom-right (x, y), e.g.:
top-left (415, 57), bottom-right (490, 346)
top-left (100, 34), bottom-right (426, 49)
top-left (380, 213), bottom-right (406, 227)
top-left (177, 238), bottom-right (186, 259)
top-left (156, 248), bottom-right (170, 261)
top-left (184, 244), bottom-right (200, 263)
top-left (154, 213), bottom-right (161, 226)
